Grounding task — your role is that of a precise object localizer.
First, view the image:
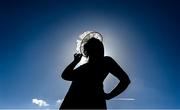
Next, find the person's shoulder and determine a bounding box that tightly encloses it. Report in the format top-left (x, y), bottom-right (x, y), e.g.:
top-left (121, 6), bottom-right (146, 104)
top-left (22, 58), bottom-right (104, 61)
top-left (104, 56), bottom-right (115, 63)
top-left (103, 56), bottom-right (118, 69)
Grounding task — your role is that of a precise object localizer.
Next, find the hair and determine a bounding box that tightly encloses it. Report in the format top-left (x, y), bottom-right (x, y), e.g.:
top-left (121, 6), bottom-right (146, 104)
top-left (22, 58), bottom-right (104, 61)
top-left (83, 38), bottom-right (104, 59)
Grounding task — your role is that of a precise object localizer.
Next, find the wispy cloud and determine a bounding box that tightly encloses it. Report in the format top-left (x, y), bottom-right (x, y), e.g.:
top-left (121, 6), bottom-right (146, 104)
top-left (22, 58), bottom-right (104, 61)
top-left (32, 98), bottom-right (49, 107)
top-left (113, 98), bottom-right (135, 101)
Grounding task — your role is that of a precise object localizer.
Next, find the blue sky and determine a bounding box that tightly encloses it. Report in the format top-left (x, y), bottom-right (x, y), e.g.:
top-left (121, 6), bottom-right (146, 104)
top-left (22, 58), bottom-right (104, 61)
top-left (0, 0), bottom-right (179, 109)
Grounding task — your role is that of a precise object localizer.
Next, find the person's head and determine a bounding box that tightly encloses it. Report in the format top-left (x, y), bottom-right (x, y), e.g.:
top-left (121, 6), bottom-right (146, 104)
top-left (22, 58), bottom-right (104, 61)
top-left (83, 38), bottom-right (104, 60)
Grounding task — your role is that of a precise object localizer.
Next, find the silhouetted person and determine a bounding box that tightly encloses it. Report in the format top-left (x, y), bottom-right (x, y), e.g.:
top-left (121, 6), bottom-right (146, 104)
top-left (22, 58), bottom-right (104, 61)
top-left (60, 38), bottom-right (130, 109)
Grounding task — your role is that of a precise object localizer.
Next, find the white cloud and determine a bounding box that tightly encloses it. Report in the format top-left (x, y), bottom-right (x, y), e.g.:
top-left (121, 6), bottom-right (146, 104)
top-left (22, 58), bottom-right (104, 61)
top-left (32, 98), bottom-right (49, 107)
top-left (56, 99), bottom-right (63, 104)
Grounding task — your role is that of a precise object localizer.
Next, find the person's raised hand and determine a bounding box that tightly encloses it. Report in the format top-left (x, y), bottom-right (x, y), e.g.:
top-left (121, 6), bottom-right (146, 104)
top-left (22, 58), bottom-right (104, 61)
top-left (74, 53), bottom-right (82, 63)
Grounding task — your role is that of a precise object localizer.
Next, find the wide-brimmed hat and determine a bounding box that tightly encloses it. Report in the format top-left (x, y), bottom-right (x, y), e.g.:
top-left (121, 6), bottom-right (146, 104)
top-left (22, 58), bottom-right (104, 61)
top-left (76, 31), bottom-right (103, 56)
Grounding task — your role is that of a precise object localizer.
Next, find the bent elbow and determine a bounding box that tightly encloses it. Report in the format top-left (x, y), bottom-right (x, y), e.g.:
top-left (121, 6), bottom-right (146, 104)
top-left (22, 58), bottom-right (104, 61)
top-left (61, 74), bottom-right (67, 80)
top-left (61, 73), bottom-right (73, 81)
top-left (127, 79), bottom-right (131, 85)
top-left (123, 77), bottom-right (131, 87)
top-left (126, 76), bottom-right (131, 85)
top-left (61, 74), bottom-right (65, 79)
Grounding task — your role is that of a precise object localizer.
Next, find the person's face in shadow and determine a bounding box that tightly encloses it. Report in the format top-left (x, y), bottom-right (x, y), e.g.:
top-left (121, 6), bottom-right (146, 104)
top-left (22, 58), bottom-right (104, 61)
top-left (83, 38), bottom-right (104, 62)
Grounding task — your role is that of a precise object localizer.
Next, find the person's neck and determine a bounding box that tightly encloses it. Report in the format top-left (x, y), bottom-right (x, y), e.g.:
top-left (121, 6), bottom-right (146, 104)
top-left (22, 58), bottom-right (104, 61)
top-left (88, 56), bottom-right (103, 63)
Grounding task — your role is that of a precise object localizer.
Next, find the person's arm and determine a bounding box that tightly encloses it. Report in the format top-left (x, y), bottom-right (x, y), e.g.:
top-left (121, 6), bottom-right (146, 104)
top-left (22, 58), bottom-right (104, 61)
top-left (104, 56), bottom-right (131, 100)
top-left (61, 53), bottom-right (82, 81)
